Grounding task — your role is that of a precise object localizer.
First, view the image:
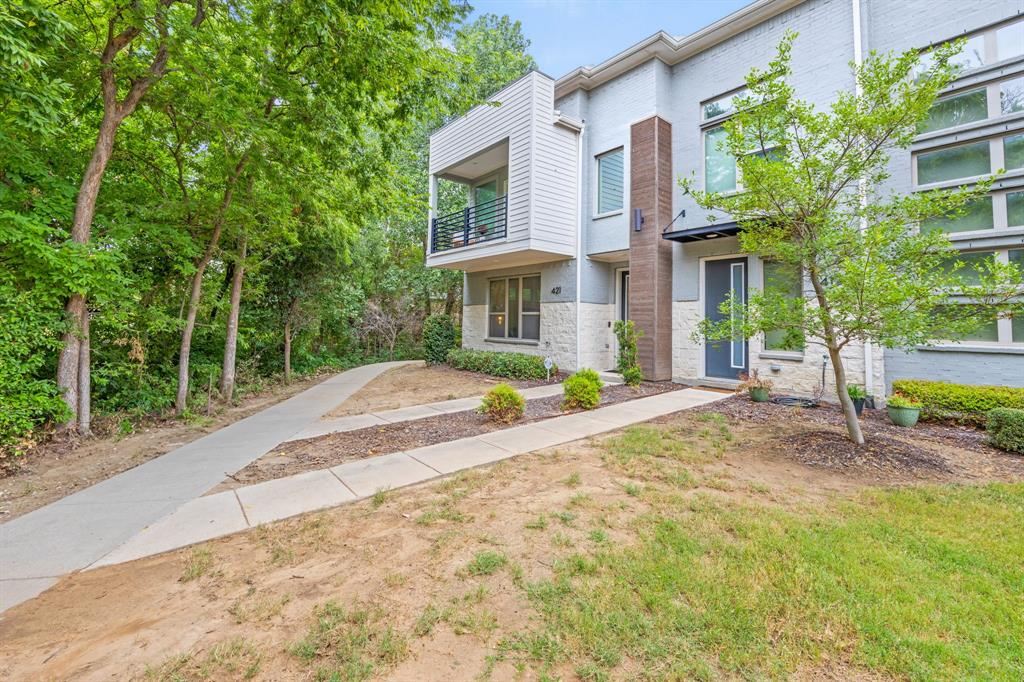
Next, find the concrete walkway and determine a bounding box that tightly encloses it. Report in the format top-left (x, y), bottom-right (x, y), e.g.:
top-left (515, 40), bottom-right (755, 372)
top-left (90, 388), bottom-right (726, 569)
top-left (0, 361), bottom-right (415, 613)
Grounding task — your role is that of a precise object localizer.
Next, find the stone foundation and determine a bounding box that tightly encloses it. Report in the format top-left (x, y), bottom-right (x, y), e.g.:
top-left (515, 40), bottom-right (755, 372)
top-left (461, 302), bottom-right (577, 372)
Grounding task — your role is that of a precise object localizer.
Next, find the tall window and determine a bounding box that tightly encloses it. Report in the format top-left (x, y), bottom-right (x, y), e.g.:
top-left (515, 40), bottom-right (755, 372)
top-left (762, 261), bottom-right (805, 352)
top-left (488, 275), bottom-right (540, 340)
top-left (704, 126), bottom-right (737, 193)
top-left (596, 148), bottom-right (624, 214)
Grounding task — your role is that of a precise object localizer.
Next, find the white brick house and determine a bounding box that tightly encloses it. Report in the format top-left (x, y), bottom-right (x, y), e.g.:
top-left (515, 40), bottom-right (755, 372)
top-left (426, 0), bottom-right (1024, 401)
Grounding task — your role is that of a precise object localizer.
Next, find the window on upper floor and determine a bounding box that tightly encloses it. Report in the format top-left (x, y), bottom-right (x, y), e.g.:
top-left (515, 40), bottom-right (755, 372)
top-left (921, 195), bottom-right (994, 234)
top-left (704, 126), bottom-right (738, 193)
top-left (916, 140), bottom-right (991, 184)
top-left (702, 88), bottom-right (748, 121)
top-left (939, 250), bottom-right (994, 285)
top-left (998, 19), bottom-right (1024, 62)
top-left (596, 148), bottom-right (624, 215)
top-left (917, 16), bottom-right (1024, 79)
top-left (488, 275), bottom-right (540, 340)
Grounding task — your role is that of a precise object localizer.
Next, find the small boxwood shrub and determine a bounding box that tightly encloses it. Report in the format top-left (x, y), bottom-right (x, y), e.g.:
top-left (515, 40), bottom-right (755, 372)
top-left (446, 348), bottom-right (554, 380)
top-left (622, 365), bottom-right (643, 387)
top-left (573, 367), bottom-right (604, 391)
top-left (563, 371), bottom-right (601, 410)
top-left (422, 314), bottom-right (459, 365)
top-left (479, 384), bottom-right (526, 423)
top-left (892, 379), bottom-right (1024, 424)
top-left (987, 408), bottom-right (1024, 454)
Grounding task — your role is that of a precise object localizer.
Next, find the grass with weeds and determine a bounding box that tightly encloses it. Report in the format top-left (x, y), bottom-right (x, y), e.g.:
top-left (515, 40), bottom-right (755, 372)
top-left (227, 588), bottom-right (291, 623)
top-left (145, 637), bottom-right (261, 680)
top-left (525, 515), bottom-right (549, 530)
top-left (251, 514), bottom-right (332, 566)
top-left (370, 488), bottom-right (389, 508)
top-left (416, 503), bottom-right (470, 526)
top-left (501, 482), bottom-right (1024, 680)
top-left (464, 550), bottom-right (507, 576)
top-left (179, 547), bottom-right (215, 583)
top-left (290, 602), bottom-right (408, 682)
top-left (564, 472), bottom-right (582, 487)
top-left (552, 511), bottom-right (576, 526)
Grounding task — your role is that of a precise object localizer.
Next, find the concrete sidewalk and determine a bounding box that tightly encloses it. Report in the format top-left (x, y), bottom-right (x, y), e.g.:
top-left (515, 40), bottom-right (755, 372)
top-left (0, 360), bottom-right (414, 613)
top-left (90, 388), bottom-right (726, 569)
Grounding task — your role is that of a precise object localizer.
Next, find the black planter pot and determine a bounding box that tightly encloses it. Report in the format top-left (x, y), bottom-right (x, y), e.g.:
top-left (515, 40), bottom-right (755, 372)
top-left (852, 397), bottom-right (865, 417)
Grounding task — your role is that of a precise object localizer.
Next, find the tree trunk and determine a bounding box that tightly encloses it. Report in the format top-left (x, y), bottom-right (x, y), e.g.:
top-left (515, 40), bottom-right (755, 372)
top-left (175, 156), bottom-right (248, 415)
top-left (827, 344), bottom-right (864, 445)
top-left (56, 112), bottom-right (119, 428)
top-left (77, 308), bottom-right (91, 435)
top-left (219, 235), bottom-right (247, 401)
top-left (284, 319), bottom-right (293, 384)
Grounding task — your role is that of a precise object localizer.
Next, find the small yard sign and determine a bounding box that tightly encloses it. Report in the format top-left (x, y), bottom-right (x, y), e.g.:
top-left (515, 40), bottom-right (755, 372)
top-left (544, 356), bottom-right (553, 381)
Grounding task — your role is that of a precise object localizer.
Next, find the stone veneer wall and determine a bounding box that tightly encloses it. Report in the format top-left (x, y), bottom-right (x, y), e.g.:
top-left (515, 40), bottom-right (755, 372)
top-left (671, 301), bottom-right (885, 401)
top-left (462, 302), bottom-right (577, 372)
top-left (579, 302), bottom-right (615, 372)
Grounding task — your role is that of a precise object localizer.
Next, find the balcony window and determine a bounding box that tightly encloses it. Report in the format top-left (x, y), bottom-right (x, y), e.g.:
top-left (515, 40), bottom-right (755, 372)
top-left (1004, 133), bottom-right (1024, 170)
top-left (488, 275), bottom-right (540, 340)
top-left (762, 261), bottom-right (804, 352)
top-left (921, 195), bottom-right (993, 234)
top-left (596, 148), bottom-right (624, 214)
top-left (997, 18), bottom-right (1024, 62)
top-left (916, 140), bottom-right (990, 184)
top-left (704, 126), bottom-right (737, 193)
top-left (1001, 77), bottom-right (1024, 115)
top-left (921, 87), bottom-right (987, 133)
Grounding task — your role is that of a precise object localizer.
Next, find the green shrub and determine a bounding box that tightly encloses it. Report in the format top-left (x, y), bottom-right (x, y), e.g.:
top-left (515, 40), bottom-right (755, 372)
top-left (479, 384), bottom-right (526, 423)
top-left (422, 314), bottom-right (459, 365)
top-left (892, 379), bottom-right (1024, 424)
top-left (613, 320), bottom-right (642, 374)
top-left (887, 394), bottom-right (921, 409)
top-left (573, 367), bottom-right (604, 391)
top-left (563, 372), bottom-right (600, 410)
top-left (622, 365), bottom-right (643, 387)
top-left (986, 408), bottom-right (1024, 454)
top-left (446, 348), bottom-right (554, 380)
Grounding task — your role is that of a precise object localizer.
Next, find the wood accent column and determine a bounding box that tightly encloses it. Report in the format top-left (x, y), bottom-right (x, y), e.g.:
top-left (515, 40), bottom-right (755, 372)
top-left (629, 116), bottom-right (673, 381)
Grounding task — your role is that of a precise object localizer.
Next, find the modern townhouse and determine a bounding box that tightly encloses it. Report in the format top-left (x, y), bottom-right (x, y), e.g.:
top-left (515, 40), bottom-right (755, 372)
top-left (425, 0), bottom-right (1024, 402)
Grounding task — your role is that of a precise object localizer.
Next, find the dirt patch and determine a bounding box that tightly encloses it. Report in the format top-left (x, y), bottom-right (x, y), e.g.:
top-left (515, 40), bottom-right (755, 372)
top-left (324, 363), bottom-right (557, 418)
top-left (0, 372), bottom-right (332, 521)
top-left (213, 382), bottom-right (675, 491)
top-left (0, 406), bottom-right (1021, 680)
top-left (688, 395), bottom-right (1024, 484)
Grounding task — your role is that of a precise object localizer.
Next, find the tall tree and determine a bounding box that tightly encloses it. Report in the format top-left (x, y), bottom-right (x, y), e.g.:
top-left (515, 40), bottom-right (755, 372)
top-left (685, 33), bottom-right (1024, 445)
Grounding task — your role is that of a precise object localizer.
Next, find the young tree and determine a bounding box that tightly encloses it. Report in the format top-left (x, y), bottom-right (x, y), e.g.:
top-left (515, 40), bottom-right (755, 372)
top-left (684, 33), bottom-right (1023, 445)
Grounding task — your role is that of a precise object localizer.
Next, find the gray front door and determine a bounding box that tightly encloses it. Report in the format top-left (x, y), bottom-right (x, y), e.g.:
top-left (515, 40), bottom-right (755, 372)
top-left (704, 258), bottom-right (748, 379)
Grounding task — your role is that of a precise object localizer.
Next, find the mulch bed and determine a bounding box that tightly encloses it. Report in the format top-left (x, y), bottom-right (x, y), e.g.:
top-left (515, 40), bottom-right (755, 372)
top-left (222, 381), bottom-right (678, 488)
top-left (690, 395), bottom-right (1024, 481)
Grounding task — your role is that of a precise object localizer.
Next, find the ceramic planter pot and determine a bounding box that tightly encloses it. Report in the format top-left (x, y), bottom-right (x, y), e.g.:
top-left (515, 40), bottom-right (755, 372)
top-left (887, 405), bottom-right (920, 427)
top-left (852, 397), bottom-right (865, 417)
top-left (749, 387), bottom-right (771, 403)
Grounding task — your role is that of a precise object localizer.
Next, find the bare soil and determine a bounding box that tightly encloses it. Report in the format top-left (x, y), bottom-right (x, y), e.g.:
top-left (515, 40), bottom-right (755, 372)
top-left (214, 382), bottom-right (675, 491)
top-left (0, 373), bottom-right (333, 522)
top-left (1, 402), bottom-right (1019, 681)
top-left (324, 363), bottom-right (557, 418)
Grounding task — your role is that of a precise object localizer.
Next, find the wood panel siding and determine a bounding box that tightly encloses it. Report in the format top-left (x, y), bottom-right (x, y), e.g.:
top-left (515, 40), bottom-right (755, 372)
top-left (629, 116), bottom-right (673, 381)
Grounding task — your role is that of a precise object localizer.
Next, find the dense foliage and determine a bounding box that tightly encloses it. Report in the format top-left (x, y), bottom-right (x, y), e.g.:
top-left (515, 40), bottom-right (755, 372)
top-left (0, 2), bottom-right (537, 463)
top-left (986, 409), bottom-right (1024, 454)
top-left (446, 348), bottom-right (553, 381)
top-left (613, 320), bottom-right (643, 384)
top-left (893, 379), bottom-right (1024, 424)
top-left (479, 383), bottom-right (526, 423)
top-left (422, 314), bottom-right (460, 365)
top-left (562, 369), bottom-right (602, 410)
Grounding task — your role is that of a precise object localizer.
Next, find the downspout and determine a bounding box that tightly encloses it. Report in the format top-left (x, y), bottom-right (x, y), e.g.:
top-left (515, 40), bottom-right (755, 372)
top-left (852, 0), bottom-right (875, 399)
top-left (575, 119), bottom-right (586, 371)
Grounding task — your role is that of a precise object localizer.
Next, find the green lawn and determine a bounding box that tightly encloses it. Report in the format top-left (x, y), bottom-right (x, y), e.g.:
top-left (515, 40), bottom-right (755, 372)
top-left (493, 429), bottom-right (1024, 681)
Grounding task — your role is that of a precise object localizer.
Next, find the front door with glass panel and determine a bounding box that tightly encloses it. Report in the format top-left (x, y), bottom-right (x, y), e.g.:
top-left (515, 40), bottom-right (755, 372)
top-left (472, 177), bottom-right (499, 240)
top-left (704, 258), bottom-right (748, 379)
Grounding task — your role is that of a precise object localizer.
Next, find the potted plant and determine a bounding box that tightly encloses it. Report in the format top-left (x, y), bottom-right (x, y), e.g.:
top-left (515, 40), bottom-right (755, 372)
top-left (738, 370), bottom-right (773, 403)
top-left (887, 394), bottom-right (922, 427)
top-left (847, 384), bottom-right (867, 417)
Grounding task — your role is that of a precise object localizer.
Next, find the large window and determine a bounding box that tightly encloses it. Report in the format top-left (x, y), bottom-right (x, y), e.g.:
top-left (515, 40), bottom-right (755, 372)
top-left (940, 251), bottom-right (993, 285)
top-left (1004, 133), bottom-right (1024, 170)
top-left (488, 275), bottom-right (540, 340)
top-left (916, 140), bottom-right (991, 184)
top-left (704, 126), bottom-right (737, 193)
top-left (596, 148), bottom-right (624, 214)
top-left (762, 261), bottom-right (805, 352)
top-left (935, 247), bottom-right (1024, 346)
top-left (921, 195), bottom-right (994, 234)
top-left (921, 87), bottom-right (988, 133)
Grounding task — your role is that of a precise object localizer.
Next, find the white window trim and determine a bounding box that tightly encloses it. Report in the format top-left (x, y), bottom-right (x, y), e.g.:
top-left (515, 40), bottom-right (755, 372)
top-left (487, 274), bottom-right (541, 342)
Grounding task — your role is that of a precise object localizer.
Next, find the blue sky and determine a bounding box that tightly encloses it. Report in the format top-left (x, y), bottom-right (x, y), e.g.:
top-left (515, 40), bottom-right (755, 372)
top-left (468, 0), bottom-right (752, 78)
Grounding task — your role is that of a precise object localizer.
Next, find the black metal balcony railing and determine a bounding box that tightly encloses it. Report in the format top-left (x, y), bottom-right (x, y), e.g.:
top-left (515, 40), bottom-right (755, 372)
top-left (431, 195), bottom-right (508, 253)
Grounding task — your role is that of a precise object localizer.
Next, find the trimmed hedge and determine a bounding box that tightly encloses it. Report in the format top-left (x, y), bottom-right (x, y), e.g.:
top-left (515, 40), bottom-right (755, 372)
top-left (891, 379), bottom-right (1024, 425)
top-left (422, 314), bottom-right (459, 365)
top-left (446, 348), bottom-right (555, 381)
top-left (987, 408), bottom-right (1024, 454)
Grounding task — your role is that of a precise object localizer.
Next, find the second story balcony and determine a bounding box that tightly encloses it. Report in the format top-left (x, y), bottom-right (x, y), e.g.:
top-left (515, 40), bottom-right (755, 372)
top-left (427, 71), bottom-right (582, 272)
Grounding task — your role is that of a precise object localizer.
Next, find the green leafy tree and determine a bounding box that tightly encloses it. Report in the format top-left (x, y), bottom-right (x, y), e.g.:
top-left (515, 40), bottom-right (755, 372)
top-left (683, 33), bottom-right (1024, 445)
